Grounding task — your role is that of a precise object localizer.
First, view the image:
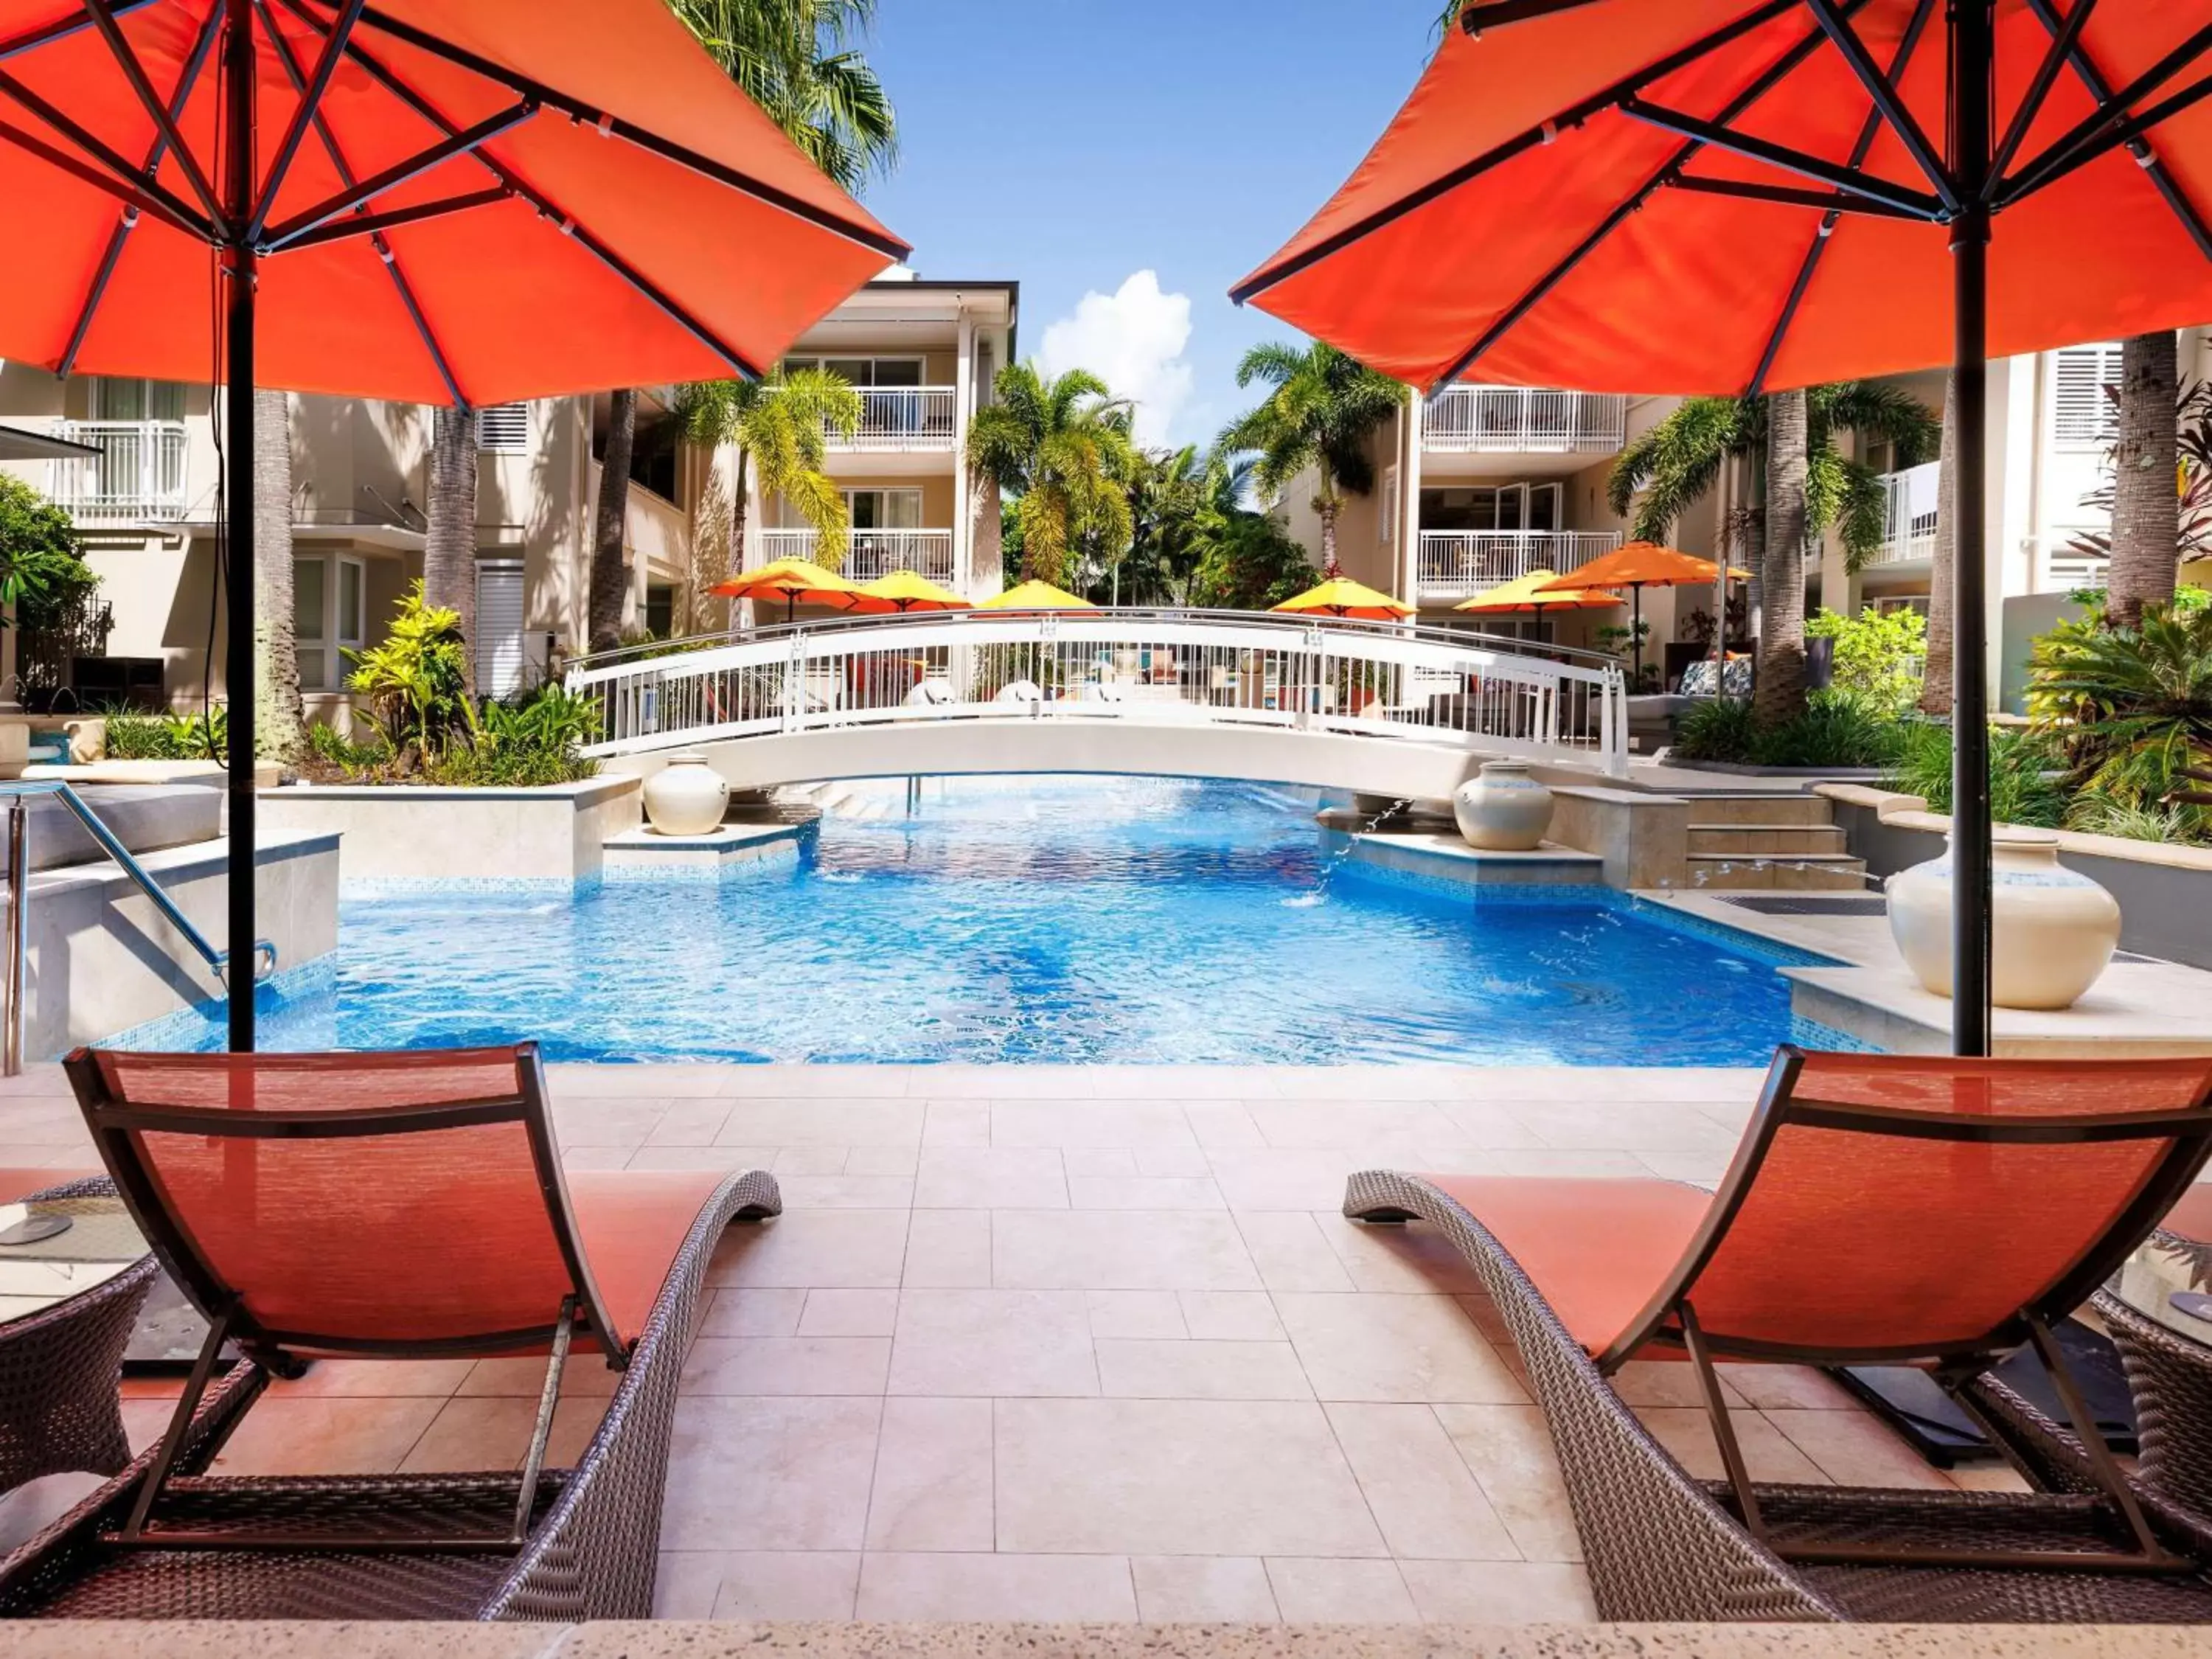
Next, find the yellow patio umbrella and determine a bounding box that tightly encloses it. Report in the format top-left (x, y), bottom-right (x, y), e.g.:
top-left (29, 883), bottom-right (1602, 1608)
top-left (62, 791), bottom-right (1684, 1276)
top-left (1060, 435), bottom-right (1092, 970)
top-left (1453, 570), bottom-right (1624, 617)
top-left (1271, 577), bottom-right (1414, 621)
top-left (851, 570), bottom-right (970, 615)
top-left (712, 557), bottom-right (866, 626)
top-left (978, 580), bottom-right (1097, 611)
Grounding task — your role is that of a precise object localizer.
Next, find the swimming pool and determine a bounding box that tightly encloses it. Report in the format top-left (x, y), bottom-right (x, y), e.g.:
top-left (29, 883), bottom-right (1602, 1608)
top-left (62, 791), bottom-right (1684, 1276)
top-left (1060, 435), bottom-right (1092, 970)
top-left (126, 776), bottom-right (1832, 1065)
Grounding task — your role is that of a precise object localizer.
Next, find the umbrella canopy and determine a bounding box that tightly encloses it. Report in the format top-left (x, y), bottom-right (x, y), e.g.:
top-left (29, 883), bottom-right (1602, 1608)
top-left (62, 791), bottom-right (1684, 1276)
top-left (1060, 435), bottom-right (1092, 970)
top-left (1271, 577), bottom-right (1416, 620)
top-left (1453, 569), bottom-right (1623, 613)
top-left (850, 569), bottom-right (968, 614)
top-left (0, 0), bottom-right (906, 1050)
top-left (714, 557), bottom-right (865, 625)
top-left (1539, 543), bottom-right (1749, 593)
top-left (977, 580), bottom-right (1096, 611)
top-left (1231, 0), bottom-right (2212, 1055)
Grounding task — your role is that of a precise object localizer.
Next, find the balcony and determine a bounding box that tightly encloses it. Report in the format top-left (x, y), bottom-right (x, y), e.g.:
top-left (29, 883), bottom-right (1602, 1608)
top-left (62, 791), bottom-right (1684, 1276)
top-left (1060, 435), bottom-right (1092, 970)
top-left (1423, 386), bottom-right (1627, 455)
top-left (1870, 460), bottom-right (1939, 566)
top-left (1416, 529), bottom-right (1621, 600)
top-left (821, 386), bottom-right (957, 451)
top-left (760, 526), bottom-right (956, 585)
top-left (42, 420), bottom-right (190, 523)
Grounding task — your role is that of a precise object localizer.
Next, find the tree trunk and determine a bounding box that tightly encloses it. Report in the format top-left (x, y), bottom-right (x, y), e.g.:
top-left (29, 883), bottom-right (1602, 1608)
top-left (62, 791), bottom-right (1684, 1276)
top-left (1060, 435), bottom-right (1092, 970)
top-left (424, 405), bottom-right (479, 698)
top-left (1920, 373), bottom-right (1958, 716)
top-left (686, 439), bottom-right (740, 638)
top-left (1318, 496), bottom-right (1340, 578)
top-left (1755, 389), bottom-right (1809, 725)
top-left (589, 389), bottom-right (636, 655)
top-left (2106, 330), bottom-right (2179, 629)
top-left (253, 387), bottom-right (303, 759)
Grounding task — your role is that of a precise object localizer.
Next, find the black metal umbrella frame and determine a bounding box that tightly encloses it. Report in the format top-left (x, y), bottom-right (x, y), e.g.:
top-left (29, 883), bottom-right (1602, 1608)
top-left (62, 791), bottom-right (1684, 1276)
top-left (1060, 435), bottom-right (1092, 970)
top-left (1239, 0), bottom-right (2212, 1056)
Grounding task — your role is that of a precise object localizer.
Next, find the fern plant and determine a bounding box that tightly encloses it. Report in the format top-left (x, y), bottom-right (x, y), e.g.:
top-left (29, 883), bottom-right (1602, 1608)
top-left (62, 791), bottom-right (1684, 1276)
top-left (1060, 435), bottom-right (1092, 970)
top-left (345, 581), bottom-right (476, 762)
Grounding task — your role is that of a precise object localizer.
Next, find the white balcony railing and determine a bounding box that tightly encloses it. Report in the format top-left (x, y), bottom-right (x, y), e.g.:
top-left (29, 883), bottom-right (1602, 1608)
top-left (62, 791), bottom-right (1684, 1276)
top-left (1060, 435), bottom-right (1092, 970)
top-left (1423, 387), bottom-right (1627, 454)
top-left (821, 387), bottom-right (957, 451)
top-left (1871, 460), bottom-right (1940, 565)
top-left (43, 420), bottom-right (190, 522)
top-left (759, 526), bottom-right (957, 584)
top-left (1416, 529), bottom-right (1621, 598)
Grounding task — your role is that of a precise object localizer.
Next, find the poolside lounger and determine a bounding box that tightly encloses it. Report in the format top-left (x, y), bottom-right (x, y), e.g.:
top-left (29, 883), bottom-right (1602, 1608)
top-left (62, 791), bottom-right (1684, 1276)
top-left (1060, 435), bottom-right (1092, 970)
top-left (1343, 1046), bottom-right (2212, 1623)
top-left (2, 1045), bottom-right (779, 1621)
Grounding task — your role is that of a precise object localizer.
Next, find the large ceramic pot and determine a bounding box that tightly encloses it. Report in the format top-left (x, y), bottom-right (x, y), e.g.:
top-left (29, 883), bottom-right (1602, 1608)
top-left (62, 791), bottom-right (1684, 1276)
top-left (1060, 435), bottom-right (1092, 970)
top-left (1453, 760), bottom-right (1556, 852)
top-left (642, 753), bottom-right (728, 837)
top-left (1886, 828), bottom-right (2122, 1010)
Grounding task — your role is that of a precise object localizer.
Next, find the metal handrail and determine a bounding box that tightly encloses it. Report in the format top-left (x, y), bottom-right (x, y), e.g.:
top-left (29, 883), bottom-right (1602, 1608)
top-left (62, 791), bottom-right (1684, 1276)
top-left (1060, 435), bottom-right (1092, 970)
top-left (0, 779), bottom-right (277, 1074)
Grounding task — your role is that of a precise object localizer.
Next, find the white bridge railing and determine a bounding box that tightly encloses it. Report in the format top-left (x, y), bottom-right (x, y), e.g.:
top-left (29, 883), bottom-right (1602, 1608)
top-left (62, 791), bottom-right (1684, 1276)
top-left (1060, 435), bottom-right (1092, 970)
top-left (566, 610), bottom-right (1629, 778)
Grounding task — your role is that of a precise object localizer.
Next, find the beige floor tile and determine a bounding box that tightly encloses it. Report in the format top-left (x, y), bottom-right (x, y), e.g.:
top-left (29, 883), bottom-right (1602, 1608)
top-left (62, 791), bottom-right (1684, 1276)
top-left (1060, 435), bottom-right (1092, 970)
top-left (641, 1102), bottom-right (734, 1145)
top-left (708, 1209), bottom-right (911, 1289)
top-left (921, 1101), bottom-right (992, 1146)
top-left (1131, 1555), bottom-right (1280, 1623)
top-left (915, 1146), bottom-right (1068, 1208)
top-left (865, 1396), bottom-right (995, 1551)
top-left (930, 1066), bottom-right (1102, 1100)
top-left (855, 1551), bottom-right (1137, 1621)
top-left (995, 1398), bottom-right (1386, 1558)
top-left (627, 1144), bottom-right (779, 1173)
top-left (1184, 1102), bottom-right (1266, 1150)
top-left (1066, 1147), bottom-right (1139, 1178)
top-left (560, 1146), bottom-right (632, 1171)
top-left (1179, 1290), bottom-right (1284, 1341)
top-left (551, 1063), bottom-right (728, 1099)
top-left (395, 1395), bottom-right (604, 1474)
top-left (268, 1359), bottom-right (475, 1399)
top-left (845, 1145), bottom-right (921, 1177)
top-left (1276, 1293), bottom-right (1526, 1405)
top-left (660, 1395), bottom-right (882, 1551)
top-left (1433, 1403), bottom-right (1582, 1564)
top-left (1315, 1213), bottom-right (1485, 1295)
top-left (1398, 1559), bottom-right (1597, 1624)
top-left (903, 1209), bottom-right (992, 1287)
top-left (1233, 1211), bottom-right (1357, 1294)
top-left (680, 1336), bottom-right (892, 1396)
top-left (550, 1101), bottom-right (668, 1147)
top-left (991, 1102), bottom-right (1197, 1148)
top-left (1087, 1290), bottom-right (1186, 1340)
top-left (1525, 1102), bottom-right (1741, 1153)
top-left (1633, 1407), bottom-right (1832, 1485)
top-left (1453, 1294), bottom-right (1514, 1348)
top-left (1948, 1461), bottom-right (2034, 1493)
top-left (1263, 1557), bottom-right (1417, 1623)
top-left (1135, 1147), bottom-right (1214, 1178)
top-left (1636, 1151), bottom-right (1730, 1186)
top-left (1480, 1150), bottom-right (1654, 1178)
top-left (710, 1551), bottom-right (862, 1619)
top-left (652, 1551), bottom-right (724, 1618)
top-left (1721, 1364), bottom-right (1859, 1411)
top-left (1208, 1149), bottom-right (1369, 1211)
top-left (454, 1354), bottom-right (622, 1399)
top-left (1433, 1103), bottom-right (1549, 1150)
top-left (1068, 1175), bottom-right (1225, 1210)
top-left (771, 1145), bottom-right (849, 1176)
top-left (1096, 1339), bottom-right (1312, 1401)
top-left (716, 1100), bottom-right (924, 1146)
top-left (1246, 1101), bottom-right (1463, 1151)
top-left (1764, 1406), bottom-right (1952, 1489)
top-left (1610, 1360), bottom-right (1747, 1409)
top-left (992, 1210), bottom-right (1262, 1292)
top-left (1326, 1402), bottom-right (1517, 1560)
top-left (772, 1174), bottom-right (916, 1209)
top-left (723, 1068), bottom-right (913, 1099)
top-left (889, 1287), bottom-right (1098, 1397)
top-left (800, 1288), bottom-right (901, 1337)
top-left (205, 1397), bottom-right (445, 1477)
top-left (698, 1288), bottom-right (807, 1338)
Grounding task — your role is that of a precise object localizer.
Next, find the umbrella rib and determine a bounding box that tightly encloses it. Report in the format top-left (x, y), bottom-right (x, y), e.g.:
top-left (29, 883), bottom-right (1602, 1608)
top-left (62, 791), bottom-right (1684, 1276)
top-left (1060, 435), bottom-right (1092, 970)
top-left (1992, 0), bottom-right (2098, 183)
top-left (0, 113), bottom-right (209, 240)
top-left (258, 100), bottom-right (538, 250)
top-left (1621, 100), bottom-right (1947, 219)
top-left (251, 0), bottom-right (470, 406)
top-left (79, 0), bottom-right (229, 233)
top-left (271, 0), bottom-right (763, 382)
top-left (56, 0), bottom-right (226, 378)
top-left (1798, 0), bottom-right (1958, 209)
top-left (0, 62), bottom-right (215, 239)
top-left (266, 185), bottom-right (515, 253)
top-left (1228, 0), bottom-right (1801, 306)
top-left (2018, 0), bottom-right (2212, 262)
top-left (1431, 2), bottom-right (1859, 390)
top-left (1999, 21), bottom-right (2212, 204)
top-left (1455, 0), bottom-right (1610, 32)
top-left (1747, 0), bottom-right (1938, 395)
top-left (2004, 70), bottom-right (2212, 206)
top-left (246, 0), bottom-right (365, 242)
top-left (1667, 175), bottom-right (1924, 218)
top-left (293, 0), bottom-right (908, 262)
top-left (0, 0), bottom-right (159, 61)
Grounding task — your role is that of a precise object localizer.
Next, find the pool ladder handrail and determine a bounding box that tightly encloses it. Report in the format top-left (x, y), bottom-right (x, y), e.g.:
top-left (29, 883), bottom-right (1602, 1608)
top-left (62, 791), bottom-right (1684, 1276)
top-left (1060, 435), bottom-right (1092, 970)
top-left (0, 779), bottom-right (277, 1074)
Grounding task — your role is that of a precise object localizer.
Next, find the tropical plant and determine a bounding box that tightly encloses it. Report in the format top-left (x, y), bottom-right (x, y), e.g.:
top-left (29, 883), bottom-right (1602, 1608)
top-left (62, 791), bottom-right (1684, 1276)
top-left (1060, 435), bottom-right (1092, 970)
top-left (0, 473), bottom-right (97, 628)
top-left (1670, 690), bottom-right (1902, 768)
top-left (2069, 373), bottom-right (2212, 624)
top-left (966, 364), bottom-right (1139, 587)
top-left (1096, 444), bottom-right (1209, 605)
top-left (1218, 342), bottom-right (1405, 578)
top-left (100, 706), bottom-right (228, 762)
top-left (1672, 695), bottom-right (1760, 764)
top-left (1885, 720), bottom-right (2067, 827)
top-left (424, 404), bottom-right (479, 696)
top-left (345, 581), bottom-right (477, 762)
top-left (1178, 451), bottom-right (1316, 611)
top-left (476, 681), bottom-right (604, 758)
top-left (675, 366), bottom-right (862, 577)
top-left (1806, 605), bottom-right (1927, 718)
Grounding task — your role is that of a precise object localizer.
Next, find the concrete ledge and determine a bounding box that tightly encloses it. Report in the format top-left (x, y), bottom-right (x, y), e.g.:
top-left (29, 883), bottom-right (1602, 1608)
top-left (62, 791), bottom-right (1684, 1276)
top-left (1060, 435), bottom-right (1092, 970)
top-left (17, 785), bottom-right (222, 872)
top-left (1784, 960), bottom-right (2212, 1059)
top-left (1340, 831), bottom-right (1604, 886)
top-left (604, 820), bottom-right (811, 881)
top-left (0, 1623), bottom-right (2197, 1659)
top-left (260, 776), bottom-right (642, 888)
top-left (1546, 784), bottom-right (1691, 891)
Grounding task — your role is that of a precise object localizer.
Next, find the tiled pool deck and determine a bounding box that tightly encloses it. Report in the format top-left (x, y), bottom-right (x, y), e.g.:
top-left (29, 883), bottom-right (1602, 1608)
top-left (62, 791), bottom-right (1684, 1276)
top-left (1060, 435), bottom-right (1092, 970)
top-left (10, 1060), bottom-right (2187, 1628)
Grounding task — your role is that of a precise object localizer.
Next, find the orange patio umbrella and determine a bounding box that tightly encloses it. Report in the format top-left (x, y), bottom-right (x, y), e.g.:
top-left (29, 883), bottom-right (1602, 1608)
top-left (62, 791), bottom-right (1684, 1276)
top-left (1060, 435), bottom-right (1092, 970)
top-left (1453, 567), bottom-right (1622, 619)
top-left (1232, 0), bottom-right (2212, 1054)
top-left (0, 0), bottom-right (906, 1047)
top-left (849, 569), bottom-right (969, 614)
top-left (714, 557), bottom-right (866, 625)
top-left (1541, 543), bottom-right (1748, 686)
top-left (1270, 577), bottom-right (1415, 621)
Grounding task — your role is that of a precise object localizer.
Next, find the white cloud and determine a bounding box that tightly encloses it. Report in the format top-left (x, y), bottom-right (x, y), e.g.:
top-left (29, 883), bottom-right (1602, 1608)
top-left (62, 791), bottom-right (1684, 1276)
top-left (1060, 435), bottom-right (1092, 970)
top-left (1037, 271), bottom-right (1195, 448)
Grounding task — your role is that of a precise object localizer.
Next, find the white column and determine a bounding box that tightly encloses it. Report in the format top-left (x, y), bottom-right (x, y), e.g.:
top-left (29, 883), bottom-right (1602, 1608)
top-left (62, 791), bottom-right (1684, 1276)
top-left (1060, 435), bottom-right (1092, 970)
top-left (953, 311), bottom-right (975, 592)
top-left (1400, 392), bottom-right (1425, 607)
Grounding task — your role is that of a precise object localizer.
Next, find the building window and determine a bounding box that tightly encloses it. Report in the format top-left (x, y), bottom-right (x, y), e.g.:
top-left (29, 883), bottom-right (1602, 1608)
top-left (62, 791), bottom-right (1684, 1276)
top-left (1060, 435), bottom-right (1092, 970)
top-left (2052, 344), bottom-right (2123, 448)
top-left (784, 356), bottom-right (925, 387)
top-left (88, 378), bottom-right (185, 422)
top-left (476, 557), bottom-right (527, 698)
top-left (477, 403), bottom-right (529, 452)
top-left (1380, 465), bottom-right (1399, 546)
top-left (293, 554), bottom-right (364, 692)
top-left (645, 583), bottom-right (676, 640)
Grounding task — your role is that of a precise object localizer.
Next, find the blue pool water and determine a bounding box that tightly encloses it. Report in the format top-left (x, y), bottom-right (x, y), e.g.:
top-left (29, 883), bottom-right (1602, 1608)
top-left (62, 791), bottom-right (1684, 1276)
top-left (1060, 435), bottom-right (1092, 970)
top-left (135, 776), bottom-right (1827, 1065)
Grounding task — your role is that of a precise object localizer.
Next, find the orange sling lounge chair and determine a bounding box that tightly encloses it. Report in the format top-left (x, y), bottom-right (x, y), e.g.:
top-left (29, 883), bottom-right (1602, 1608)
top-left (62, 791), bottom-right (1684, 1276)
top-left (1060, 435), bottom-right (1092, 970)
top-left (1344, 1048), bottom-right (2212, 1624)
top-left (0, 1045), bottom-right (781, 1621)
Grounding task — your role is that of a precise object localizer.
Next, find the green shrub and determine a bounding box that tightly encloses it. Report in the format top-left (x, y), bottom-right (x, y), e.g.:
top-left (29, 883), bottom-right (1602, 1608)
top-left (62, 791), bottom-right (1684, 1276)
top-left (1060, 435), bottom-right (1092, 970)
top-left (1885, 720), bottom-right (2067, 828)
top-left (1673, 696), bottom-right (1759, 763)
top-left (1751, 691), bottom-right (1902, 768)
top-left (304, 720), bottom-right (392, 777)
top-left (100, 706), bottom-right (225, 761)
top-left (345, 581), bottom-right (476, 758)
top-left (1806, 604), bottom-right (1926, 717)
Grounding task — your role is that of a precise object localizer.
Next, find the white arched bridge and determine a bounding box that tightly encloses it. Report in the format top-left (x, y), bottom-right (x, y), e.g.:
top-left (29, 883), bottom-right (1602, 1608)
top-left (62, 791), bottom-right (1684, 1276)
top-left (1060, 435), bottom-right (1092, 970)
top-left (566, 609), bottom-right (1630, 799)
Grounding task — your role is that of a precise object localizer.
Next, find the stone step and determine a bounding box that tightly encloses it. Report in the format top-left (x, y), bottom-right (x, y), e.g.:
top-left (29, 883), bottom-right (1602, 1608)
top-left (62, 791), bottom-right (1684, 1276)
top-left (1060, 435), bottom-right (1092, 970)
top-left (1686, 823), bottom-right (1850, 857)
top-left (1683, 794), bottom-right (1834, 827)
top-left (1685, 852), bottom-right (1869, 892)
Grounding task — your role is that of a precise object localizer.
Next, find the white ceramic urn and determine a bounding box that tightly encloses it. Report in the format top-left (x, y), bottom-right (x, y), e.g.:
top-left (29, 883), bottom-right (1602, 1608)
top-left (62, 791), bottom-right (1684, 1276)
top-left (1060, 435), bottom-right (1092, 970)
top-left (1885, 828), bottom-right (2122, 1010)
top-left (641, 753), bottom-right (729, 837)
top-left (1453, 760), bottom-right (1557, 852)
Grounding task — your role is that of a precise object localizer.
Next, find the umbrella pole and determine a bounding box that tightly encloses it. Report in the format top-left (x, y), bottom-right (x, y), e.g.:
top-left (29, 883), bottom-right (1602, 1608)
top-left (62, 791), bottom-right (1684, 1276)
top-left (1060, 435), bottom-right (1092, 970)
top-left (1630, 585), bottom-right (1644, 687)
top-left (1949, 1), bottom-right (1994, 1057)
top-left (221, 0), bottom-right (257, 1054)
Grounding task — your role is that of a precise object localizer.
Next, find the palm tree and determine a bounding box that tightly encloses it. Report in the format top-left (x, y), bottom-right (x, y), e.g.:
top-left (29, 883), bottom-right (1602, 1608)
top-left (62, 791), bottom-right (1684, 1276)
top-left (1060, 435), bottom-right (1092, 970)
top-left (253, 387), bottom-right (304, 757)
top-left (1921, 375), bottom-right (1958, 717)
top-left (422, 406), bottom-right (478, 697)
top-left (2107, 330), bottom-right (2181, 630)
top-left (1217, 342), bottom-right (1405, 577)
top-left (1760, 390), bottom-right (1811, 723)
top-left (1105, 444), bottom-right (1209, 605)
top-left (965, 364), bottom-right (1139, 588)
top-left (676, 368), bottom-right (863, 599)
top-left (588, 389), bottom-right (636, 654)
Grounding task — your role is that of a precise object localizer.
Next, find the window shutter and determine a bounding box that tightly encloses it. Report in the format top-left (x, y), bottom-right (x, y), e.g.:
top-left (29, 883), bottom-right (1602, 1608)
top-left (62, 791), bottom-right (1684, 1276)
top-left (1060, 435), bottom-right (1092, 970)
top-left (2052, 344), bottom-right (2122, 446)
top-left (475, 558), bottom-right (527, 698)
top-left (477, 403), bottom-right (529, 453)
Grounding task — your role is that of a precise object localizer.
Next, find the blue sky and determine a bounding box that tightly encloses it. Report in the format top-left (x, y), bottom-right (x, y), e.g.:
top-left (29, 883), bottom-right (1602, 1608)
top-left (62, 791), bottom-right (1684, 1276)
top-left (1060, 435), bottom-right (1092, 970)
top-left (858, 1), bottom-right (1443, 449)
